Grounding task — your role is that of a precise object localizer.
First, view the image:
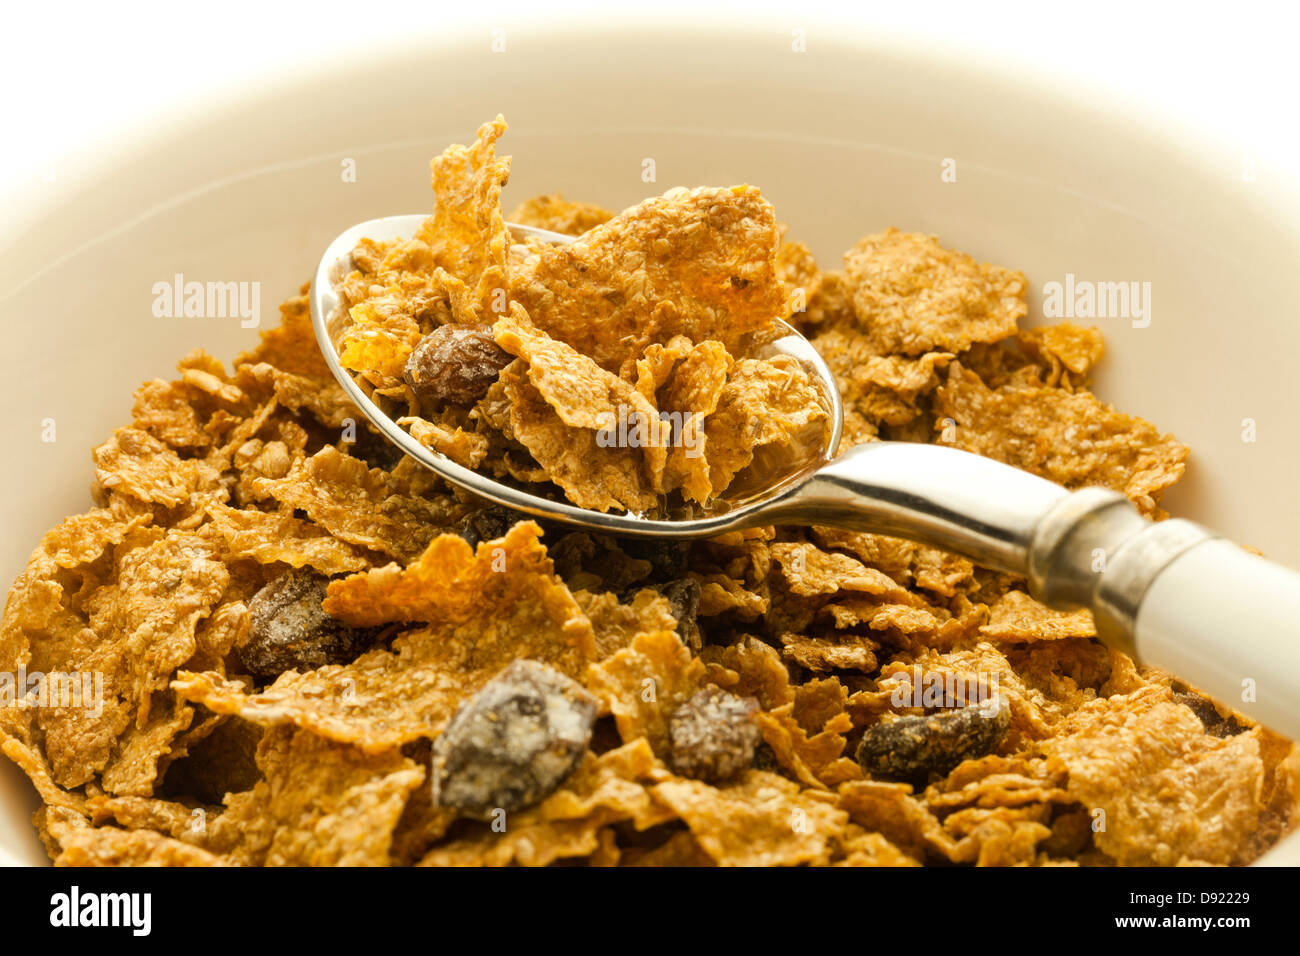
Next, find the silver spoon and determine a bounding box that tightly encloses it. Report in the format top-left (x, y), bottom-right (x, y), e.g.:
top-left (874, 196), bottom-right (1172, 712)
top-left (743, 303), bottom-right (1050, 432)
top-left (312, 215), bottom-right (1300, 737)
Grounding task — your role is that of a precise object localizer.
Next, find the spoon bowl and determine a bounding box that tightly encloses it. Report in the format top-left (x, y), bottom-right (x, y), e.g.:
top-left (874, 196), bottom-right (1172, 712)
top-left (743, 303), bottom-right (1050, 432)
top-left (309, 214), bottom-right (843, 538)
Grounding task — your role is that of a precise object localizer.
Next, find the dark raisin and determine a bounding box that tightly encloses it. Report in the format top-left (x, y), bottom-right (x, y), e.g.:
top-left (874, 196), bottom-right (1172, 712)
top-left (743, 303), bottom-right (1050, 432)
top-left (403, 324), bottom-right (512, 408)
top-left (238, 569), bottom-right (381, 681)
top-left (431, 659), bottom-right (598, 818)
top-left (455, 504), bottom-right (523, 549)
top-left (855, 702), bottom-right (1011, 787)
top-left (1173, 690), bottom-right (1247, 738)
top-left (667, 687), bottom-right (761, 783)
top-left (623, 577), bottom-right (702, 647)
top-left (345, 425), bottom-right (405, 471)
top-left (752, 741), bottom-right (782, 774)
top-left (656, 579), bottom-right (701, 643)
top-left (617, 538), bottom-right (691, 580)
top-left (1041, 806), bottom-right (1092, 858)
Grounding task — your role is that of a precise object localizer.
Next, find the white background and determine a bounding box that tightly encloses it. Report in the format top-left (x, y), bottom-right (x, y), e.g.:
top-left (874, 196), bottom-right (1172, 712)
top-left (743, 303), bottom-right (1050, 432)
top-left (2, 0), bottom-right (1299, 203)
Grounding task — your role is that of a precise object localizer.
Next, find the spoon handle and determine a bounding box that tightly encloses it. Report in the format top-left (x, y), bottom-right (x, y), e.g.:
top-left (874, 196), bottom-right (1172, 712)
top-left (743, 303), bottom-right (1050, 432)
top-left (1134, 539), bottom-right (1300, 736)
top-left (783, 442), bottom-right (1300, 737)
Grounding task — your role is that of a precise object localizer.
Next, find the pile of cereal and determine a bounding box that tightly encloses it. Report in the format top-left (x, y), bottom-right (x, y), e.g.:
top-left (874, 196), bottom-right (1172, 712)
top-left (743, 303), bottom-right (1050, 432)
top-left (1, 118), bottom-right (1296, 867)
top-left (333, 117), bottom-right (829, 513)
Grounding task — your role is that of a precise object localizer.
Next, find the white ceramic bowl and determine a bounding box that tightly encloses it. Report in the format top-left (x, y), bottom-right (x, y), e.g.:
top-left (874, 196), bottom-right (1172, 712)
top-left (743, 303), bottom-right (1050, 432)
top-left (3, 24), bottom-right (1298, 866)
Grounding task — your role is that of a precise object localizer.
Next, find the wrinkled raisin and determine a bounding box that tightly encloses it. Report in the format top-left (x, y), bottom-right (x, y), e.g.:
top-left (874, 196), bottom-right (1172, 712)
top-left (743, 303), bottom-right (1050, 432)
top-left (752, 741), bottom-right (782, 774)
top-left (431, 659), bottom-right (598, 817)
top-left (456, 504), bottom-right (523, 549)
top-left (656, 579), bottom-right (701, 645)
top-left (623, 577), bottom-right (701, 647)
top-left (855, 702), bottom-right (1010, 786)
top-left (344, 425), bottom-right (405, 471)
top-left (1173, 689), bottom-right (1247, 738)
top-left (403, 324), bottom-right (512, 408)
top-left (667, 687), bottom-right (761, 783)
top-left (239, 569), bottom-right (381, 681)
top-left (618, 538), bottom-right (691, 579)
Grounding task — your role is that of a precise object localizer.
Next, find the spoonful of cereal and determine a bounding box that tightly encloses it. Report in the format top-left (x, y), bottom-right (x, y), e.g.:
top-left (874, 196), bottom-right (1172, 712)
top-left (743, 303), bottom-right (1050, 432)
top-left (311, 116), bottom-right (1300, 737)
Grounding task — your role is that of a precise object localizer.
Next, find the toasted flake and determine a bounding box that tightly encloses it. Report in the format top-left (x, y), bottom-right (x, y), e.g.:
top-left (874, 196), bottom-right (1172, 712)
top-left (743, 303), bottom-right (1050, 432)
top-left (980, 590), bottom-right (1097, 642)
top-left (832, 824), bottom-right (921, 866)
top-left (934, 364), bottom-right (1188, 513)
top-left (700, 637), bottom-right (794, 711)
top-left (323, 523), bottom-right (595, 675)
top-left (772, 541), bottom-right (917, 602)
top-left (1043, 684), bottom-right (1266, 865)
top-left (702, 357), bottom-right (829, 493)
top-left (56, 827), bottom-right (228, 867)
top-left (204, 726), bottom-right (423, 866)
top-left (757, 702), bottom-right (860, 789)
top-left (780, 631), bottom-right (880, 674)
top-left (93, 427), bottom-right (226, 513)
top-left (510, 185), bottom-right (788, 374)
top-left (651, 770), bottom-right (849, 866)
top-left (235, 362), bottom-right (355, 428)
top-left (131, 379), bottom-right (211, 450)
top-left (34, 530), bottom-right (228, 791)
top-left (417, 115), bottom-right (513, 315)
top-left (586, 628), bottom-right (705, 754)
top-left (1019, 323), bottom-right (1105, 387)
top-left (205, 503), bottom-right (372, 575)
top-left (245, 446), bottom-right (458, 562)
top-left (507, 194), bottom-right (613, 236)
top-left (494, 310), bottom-right (665, 511)
top-left (843, 228), bottom-right (1026, 355)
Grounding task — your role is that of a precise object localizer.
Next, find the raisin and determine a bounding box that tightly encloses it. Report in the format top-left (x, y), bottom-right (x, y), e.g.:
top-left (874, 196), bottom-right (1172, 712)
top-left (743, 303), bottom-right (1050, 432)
top-left (667, 687), bottom-right (761, 783)
top-left (403, 324), bottom-right (512, 408)
top-left (623, 577), bottom-right (702, 647)
top-left (752, 741), bottom-right (782, 774)
top-left (855, 702), bottom-right (1010, 786)
top-left (1041, 806), bottom-right (1092, 858)
top-left (239, 569), bottom-right (381, 681)
top-left (656, 579), bottom-right (701, 645)
top-left (431, 659), bottom-right (598, 817)
top-left (617, 538), bottom-right (691, 580)
top-left (344, 425), bottom-right (405, 471)
top-left (456, 504), bottom-right (523, 549)
top-left (1172, 690), bottom-right (1247, 738)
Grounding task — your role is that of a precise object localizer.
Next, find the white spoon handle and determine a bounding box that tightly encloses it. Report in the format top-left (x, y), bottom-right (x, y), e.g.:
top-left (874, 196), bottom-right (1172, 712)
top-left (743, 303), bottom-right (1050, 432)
top-left (1136, 539), bottom-right (1300, 737)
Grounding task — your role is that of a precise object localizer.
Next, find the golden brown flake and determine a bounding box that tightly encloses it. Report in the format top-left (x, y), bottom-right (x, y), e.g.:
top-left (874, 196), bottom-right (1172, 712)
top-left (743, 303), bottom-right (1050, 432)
top-left (980, 589), bottom-right (1097, 642)
top-left (934, 363), bottom-right (1188, 513)
top-left (843, 227), bottom-right (1026, 355)
top-left (651, 770), bottom-right (849, 866)
top-left (510, 185), bottom-right (788, 374)
top-left (1043, 684), bottom-right (1267, 865)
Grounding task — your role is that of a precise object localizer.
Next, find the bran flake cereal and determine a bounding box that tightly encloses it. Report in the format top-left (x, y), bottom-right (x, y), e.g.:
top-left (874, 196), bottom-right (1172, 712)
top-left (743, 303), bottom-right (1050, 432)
top-left (0, 117), bottom-right (1292, 868)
